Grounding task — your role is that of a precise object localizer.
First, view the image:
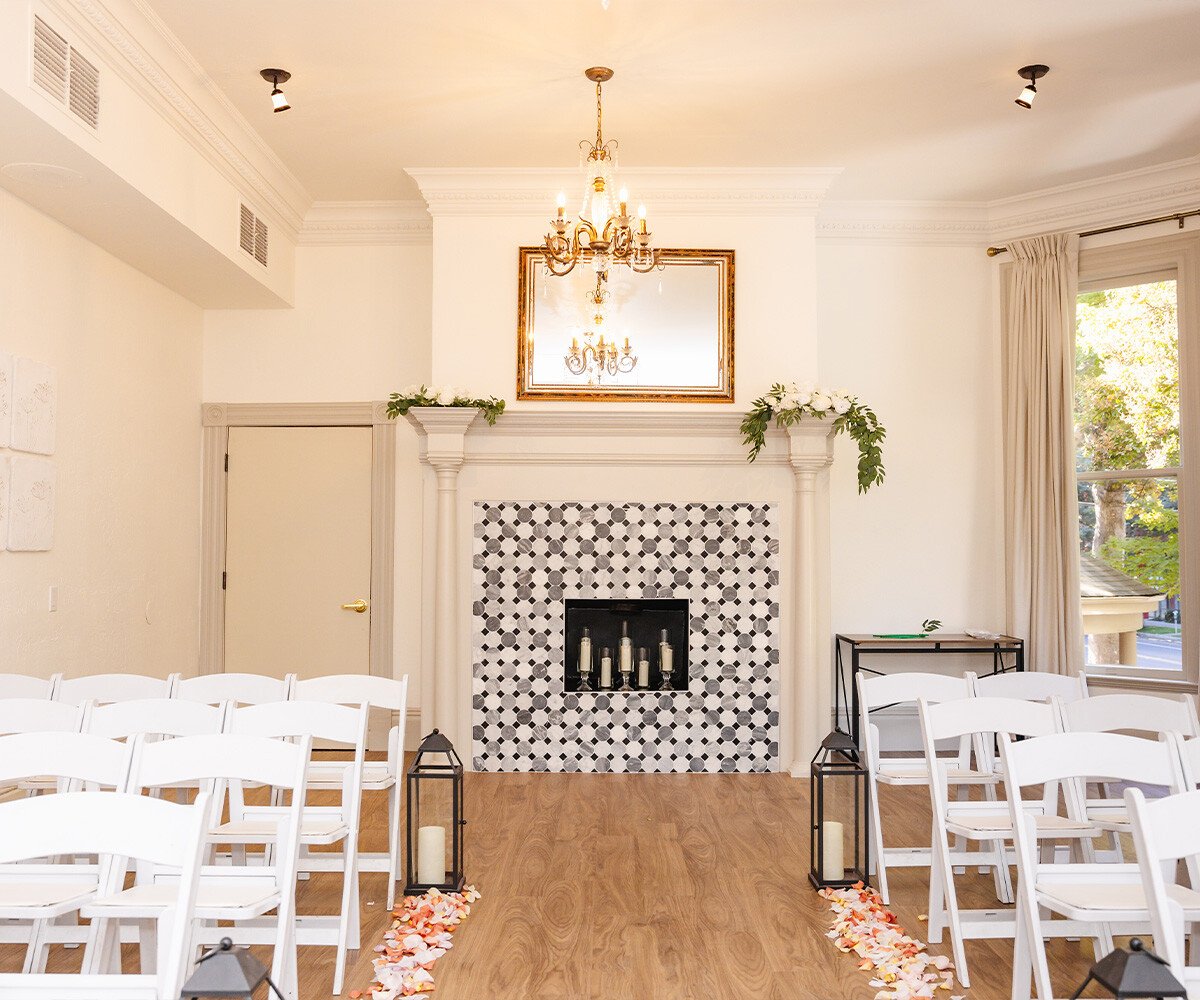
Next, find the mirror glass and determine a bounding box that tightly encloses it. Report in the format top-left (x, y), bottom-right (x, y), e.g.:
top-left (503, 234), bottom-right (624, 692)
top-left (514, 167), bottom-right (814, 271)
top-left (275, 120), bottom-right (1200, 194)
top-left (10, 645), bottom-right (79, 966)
top-left (517, 248), bottom-right (734, 402)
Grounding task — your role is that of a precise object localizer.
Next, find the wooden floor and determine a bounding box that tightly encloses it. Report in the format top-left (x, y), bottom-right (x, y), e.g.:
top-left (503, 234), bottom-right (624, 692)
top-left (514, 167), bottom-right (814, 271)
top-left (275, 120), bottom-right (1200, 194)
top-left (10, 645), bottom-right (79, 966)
top-left (1, 773), bottom-right (1112, 999)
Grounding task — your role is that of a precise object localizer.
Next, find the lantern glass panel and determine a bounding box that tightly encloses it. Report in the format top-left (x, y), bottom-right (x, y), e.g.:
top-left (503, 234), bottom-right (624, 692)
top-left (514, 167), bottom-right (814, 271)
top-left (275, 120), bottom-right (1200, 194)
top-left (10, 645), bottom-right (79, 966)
top-left (405, 730), bottom-right (465, 895)
top-left (809, 731), bottom-right (869, 889)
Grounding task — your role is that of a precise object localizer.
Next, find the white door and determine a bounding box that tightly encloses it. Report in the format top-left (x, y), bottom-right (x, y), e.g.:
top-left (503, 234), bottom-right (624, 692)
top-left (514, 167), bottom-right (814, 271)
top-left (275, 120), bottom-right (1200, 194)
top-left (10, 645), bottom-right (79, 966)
top-left (223, 426), bottom-right (373, 679)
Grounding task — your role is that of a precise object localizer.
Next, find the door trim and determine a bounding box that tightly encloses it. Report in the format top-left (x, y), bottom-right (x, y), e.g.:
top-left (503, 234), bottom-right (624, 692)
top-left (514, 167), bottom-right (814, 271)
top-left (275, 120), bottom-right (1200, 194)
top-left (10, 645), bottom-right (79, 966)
top-left (200, 402), bottom-right (396, 679)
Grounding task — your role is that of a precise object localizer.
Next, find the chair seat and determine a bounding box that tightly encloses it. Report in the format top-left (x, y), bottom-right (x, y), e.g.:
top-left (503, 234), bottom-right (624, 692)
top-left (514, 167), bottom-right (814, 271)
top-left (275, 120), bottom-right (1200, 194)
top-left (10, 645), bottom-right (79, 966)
top-left (1086, 805), bottom-right (1130, 828)
top-left (877, 763), bottom-right (994, 785)
top-left (1037, 881), bottom-right (1200, 915)
top-left (307, 762), bottom-right (393, 789)
top-left (0, 880), bottom-right (96, 910)
top-left (947, 813), bottom-right (1096, 837)
top-left (213, 817), bottom-right (348, 845)
top-left (87, 882), bottom-right (278, 913)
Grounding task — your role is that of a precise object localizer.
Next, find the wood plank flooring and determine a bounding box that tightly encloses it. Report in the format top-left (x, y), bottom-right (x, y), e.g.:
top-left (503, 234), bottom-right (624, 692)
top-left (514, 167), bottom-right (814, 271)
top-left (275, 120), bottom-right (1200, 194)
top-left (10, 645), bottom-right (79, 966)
top-left (0, 772), bottom-right (1112, 999)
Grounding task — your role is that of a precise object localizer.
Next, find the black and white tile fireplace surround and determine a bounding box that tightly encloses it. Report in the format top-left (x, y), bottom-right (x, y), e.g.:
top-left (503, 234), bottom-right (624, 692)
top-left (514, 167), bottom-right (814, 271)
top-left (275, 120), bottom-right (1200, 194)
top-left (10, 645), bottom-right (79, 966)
top-left (407, 409), bottom-right (837, 776)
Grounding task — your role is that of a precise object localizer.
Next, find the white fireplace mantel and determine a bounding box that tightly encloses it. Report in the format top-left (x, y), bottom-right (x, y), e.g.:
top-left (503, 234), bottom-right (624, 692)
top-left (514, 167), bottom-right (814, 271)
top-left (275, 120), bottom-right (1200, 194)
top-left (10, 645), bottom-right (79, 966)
top-left (407, 406), bottom-right (836, 773)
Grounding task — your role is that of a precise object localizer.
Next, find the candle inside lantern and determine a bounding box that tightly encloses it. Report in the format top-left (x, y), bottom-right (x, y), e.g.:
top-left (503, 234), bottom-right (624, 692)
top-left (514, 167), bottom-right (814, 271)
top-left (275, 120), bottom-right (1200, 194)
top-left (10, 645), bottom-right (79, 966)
top-left (417, 825), bottom-right (446, 885)
top-left (637, 647), bottom-right (650, 688)
top-left (578, 627), bottom-right (592, 674)
top-left (821, 821), bottom-right (844, 881)
top-left (599, 648), bottom-right (613, 688)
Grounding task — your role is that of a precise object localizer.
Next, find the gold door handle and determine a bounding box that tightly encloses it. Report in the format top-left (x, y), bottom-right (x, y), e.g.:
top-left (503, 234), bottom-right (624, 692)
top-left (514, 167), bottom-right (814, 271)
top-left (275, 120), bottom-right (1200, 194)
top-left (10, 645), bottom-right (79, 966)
top-left (341, 599), bottom-right (369, 614)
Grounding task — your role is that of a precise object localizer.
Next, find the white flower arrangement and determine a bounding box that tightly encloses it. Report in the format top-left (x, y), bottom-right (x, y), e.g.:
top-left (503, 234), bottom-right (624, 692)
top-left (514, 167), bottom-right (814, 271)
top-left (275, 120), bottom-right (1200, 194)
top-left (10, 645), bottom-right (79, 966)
top-left (386, 385), bottom-right (506, 425)
top-left (741, 381), bottom-right (886, 493)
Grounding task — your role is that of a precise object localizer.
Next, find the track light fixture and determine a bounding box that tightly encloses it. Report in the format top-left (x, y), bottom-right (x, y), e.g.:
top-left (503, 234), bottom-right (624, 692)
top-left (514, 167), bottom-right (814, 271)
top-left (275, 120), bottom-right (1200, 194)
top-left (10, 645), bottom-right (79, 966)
top-left (1014, 64), bottom-right (1049, 109)
top-left (259, 68), bottom-right (291, 113)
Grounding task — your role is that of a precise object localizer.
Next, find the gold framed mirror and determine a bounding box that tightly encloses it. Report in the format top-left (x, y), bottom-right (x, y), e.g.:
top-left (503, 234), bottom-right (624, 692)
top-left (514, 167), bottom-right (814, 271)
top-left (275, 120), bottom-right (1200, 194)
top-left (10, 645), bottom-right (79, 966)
top-left (516, 247), bottom-right (735, 402)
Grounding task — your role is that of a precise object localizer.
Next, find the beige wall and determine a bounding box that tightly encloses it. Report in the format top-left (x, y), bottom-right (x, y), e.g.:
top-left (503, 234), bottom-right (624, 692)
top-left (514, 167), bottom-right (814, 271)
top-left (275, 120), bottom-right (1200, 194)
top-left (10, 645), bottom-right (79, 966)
top-left (817, 242), bottom-right (1005, 641)
top-left (0, 187), bottom-right (203, 677)
top-left (203, 243), bottom-right (433, 700)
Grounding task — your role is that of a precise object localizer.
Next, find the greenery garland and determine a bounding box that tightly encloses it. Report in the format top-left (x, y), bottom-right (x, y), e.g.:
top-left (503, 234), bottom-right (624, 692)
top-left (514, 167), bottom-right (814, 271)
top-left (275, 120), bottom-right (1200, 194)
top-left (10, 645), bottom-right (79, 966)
top-left (386, 385), bottom-right (506, 425)
top-left (740, 382), bottom-right (886, 493)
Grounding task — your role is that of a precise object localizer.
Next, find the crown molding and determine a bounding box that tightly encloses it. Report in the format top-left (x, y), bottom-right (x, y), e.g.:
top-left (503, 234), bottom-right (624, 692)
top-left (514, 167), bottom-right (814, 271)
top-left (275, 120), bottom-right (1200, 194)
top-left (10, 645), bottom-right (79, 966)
top-left (45, 0), bottom-right (313, 238)
top-left (987, 155), bottom-right (1200, 242)
top-left (405, 167), bottom-right (844, 218)
top-left (299, 201), bottom-right (433, 246)
top-left (818, 200), bottom-right (990, 246)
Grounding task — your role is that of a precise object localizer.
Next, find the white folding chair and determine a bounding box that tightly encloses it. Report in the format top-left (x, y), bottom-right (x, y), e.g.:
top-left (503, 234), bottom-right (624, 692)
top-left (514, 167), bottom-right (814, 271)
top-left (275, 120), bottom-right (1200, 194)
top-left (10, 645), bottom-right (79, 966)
top-left (1001, 730), bottom-right (1193, 1000)
top-left (226, 701), bottom-right (368, 995)
top-left (969, 670), bottom-right (1089, 703)
top-left (857, 671), bottom-right (991, 903)
top-left (0, 732), bottom-right (135, 970)
top-left (0, 673), bottom-right (61, 700)
top-left (918, 696), bottom-right (1096, 987)
top-left (293, 674), bottom-right (409, 908)
top-left (1126, 779), bottom-right (1200, 997)
top-left (174, 672), bottom-right (295, 706)
top-left (84, 734), bottom-right (310, 1000)
top-left (0, 790), bottom-right (210, 1000)
top-left (1061, 693), bottom-right (1200, 857)
top-left (55, 673), bottom-right (181, 706)
top-left (0, 699), bottom-right (87, 797)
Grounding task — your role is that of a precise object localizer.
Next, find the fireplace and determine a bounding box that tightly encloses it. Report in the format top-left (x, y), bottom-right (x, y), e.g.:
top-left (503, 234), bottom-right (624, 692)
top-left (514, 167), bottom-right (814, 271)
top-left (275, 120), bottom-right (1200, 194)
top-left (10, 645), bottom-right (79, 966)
top-left (564, 598), bottom-right (690, 693)
top-left (471, 500), bottom-right (780, 773)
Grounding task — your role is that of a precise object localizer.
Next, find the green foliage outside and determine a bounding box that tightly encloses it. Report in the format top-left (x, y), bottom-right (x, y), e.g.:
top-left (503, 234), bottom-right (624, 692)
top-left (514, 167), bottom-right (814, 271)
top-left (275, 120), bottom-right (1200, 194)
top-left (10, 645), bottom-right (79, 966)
top-left (1075, 281), bottom-right (1179, 597)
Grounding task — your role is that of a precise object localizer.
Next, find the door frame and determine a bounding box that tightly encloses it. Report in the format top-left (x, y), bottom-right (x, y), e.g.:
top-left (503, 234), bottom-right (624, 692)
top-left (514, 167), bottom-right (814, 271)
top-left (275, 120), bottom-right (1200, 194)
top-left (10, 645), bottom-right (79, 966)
top-left (200, 402), bottom-right (396, 678)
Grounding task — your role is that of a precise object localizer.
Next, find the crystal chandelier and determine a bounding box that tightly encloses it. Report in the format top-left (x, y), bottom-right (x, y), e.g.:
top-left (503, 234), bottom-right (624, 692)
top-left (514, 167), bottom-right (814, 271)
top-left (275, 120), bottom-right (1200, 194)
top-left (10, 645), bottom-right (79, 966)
top-left (544, 67), bottom-right (657, 279)
top-left (564, 273), bottom-right (638, 383)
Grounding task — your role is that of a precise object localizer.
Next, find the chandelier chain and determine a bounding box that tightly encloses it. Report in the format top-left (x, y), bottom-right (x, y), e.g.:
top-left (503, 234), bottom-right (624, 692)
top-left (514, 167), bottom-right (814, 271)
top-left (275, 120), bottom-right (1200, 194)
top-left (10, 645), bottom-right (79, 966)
top-left (595, 81), bottom-right (604, 152)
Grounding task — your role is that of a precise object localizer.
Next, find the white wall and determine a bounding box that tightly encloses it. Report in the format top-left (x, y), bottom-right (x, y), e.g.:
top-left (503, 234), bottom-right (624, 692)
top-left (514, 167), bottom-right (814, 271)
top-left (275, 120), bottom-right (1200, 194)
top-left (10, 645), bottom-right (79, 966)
top-left (203, 242), bottom-right (433, 700)
top-left (0, 186), bottom-right (203, 678)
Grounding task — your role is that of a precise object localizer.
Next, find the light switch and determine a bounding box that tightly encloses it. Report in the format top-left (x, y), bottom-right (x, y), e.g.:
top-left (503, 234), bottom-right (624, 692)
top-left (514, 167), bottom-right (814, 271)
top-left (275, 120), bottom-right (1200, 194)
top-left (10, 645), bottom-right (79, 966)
top-left (48, 586), bottom-right (57, 612)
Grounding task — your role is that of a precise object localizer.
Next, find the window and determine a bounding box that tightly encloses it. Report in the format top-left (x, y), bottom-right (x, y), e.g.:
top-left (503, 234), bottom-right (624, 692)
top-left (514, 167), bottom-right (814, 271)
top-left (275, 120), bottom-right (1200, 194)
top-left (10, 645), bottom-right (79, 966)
top-left (1075, 234), bottom-right (1198, 684)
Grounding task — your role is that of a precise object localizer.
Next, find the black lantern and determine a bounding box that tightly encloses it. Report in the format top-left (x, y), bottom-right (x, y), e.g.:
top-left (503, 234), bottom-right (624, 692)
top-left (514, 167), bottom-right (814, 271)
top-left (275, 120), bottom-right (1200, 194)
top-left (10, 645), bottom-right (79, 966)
top-left (809, 730), bottom-right (870, 889)
top-left (1070, 939), bottom-right (1188, 999)
top-left (180, 937), bottom-right (284, 999)
top-left (404, 729), bottom-right (465, 895)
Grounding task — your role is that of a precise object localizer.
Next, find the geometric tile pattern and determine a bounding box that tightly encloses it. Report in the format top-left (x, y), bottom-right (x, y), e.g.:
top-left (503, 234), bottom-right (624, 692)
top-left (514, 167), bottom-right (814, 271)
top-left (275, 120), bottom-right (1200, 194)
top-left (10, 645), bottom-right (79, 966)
top-left (470, 502), bottom-right (780, 773)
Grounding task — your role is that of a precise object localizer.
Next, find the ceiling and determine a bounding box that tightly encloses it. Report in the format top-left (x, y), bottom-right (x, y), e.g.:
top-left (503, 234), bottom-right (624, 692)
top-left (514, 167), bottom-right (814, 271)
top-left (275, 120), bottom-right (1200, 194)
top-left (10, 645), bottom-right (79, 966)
top-left (146, 0), bottom-right (1200, 205)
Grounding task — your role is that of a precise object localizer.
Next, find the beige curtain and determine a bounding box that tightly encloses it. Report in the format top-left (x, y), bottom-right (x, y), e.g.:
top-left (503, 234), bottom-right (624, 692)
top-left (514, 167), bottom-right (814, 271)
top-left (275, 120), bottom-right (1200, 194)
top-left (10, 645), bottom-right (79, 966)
top-left (1002, 233), bottom-right (1083, 675)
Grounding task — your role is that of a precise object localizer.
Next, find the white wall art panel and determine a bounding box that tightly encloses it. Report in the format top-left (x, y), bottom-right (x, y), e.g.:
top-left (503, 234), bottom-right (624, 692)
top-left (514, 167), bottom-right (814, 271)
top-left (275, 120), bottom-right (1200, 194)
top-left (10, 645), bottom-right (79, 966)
top-left (10, 357), bottom-right (56, 455)
top-left (0, 352), bottom-right (12, 448)
top-left (0, 456), bottom-right (10, 548)
top-left (7, 457), bottom-right (56, 552)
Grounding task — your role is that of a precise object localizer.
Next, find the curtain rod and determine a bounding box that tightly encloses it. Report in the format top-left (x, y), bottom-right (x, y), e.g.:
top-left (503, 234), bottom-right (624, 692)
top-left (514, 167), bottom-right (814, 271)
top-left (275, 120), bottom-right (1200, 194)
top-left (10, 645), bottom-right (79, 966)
top-left (986, 208), bottom-right (1200, 257)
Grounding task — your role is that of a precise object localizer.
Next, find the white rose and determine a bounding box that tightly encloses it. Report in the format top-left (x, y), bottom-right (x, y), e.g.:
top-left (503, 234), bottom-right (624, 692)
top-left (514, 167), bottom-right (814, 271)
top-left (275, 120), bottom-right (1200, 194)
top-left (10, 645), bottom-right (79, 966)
top-left (436, 387), bottom-right (457, 406)
top-left (400, 384), bottom-right (419, 398)
top-left (831, 394), bottom-right (851, 414)
top-left (810, 391), bottom-right (832, 411)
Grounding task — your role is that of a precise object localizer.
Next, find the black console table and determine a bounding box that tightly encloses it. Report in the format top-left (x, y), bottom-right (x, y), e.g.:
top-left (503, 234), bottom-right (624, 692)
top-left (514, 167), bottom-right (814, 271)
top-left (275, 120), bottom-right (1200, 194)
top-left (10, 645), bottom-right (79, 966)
top-left (835, 633), bottom-right (1025, 744)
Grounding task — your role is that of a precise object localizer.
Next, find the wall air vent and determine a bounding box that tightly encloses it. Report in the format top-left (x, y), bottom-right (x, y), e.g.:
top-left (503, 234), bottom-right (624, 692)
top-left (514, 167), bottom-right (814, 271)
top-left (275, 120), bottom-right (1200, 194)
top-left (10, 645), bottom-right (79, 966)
top-left (32, 15), bottom-right (100, 130)
top-left (239, 204), bottom-right (268, 267)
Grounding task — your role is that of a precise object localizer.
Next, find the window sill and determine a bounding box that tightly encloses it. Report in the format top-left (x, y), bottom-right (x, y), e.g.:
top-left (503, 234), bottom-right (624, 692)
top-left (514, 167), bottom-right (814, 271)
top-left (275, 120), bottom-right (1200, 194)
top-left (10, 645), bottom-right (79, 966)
top-left (1083, 671), bottom-right (1197, 696)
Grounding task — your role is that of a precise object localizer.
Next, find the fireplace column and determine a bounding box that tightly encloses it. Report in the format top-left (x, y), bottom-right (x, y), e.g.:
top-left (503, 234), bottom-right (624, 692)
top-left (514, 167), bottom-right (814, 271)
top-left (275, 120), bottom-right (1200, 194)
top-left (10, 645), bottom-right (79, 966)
top-left (409, 407), bottom-right (478, 748)
top-left (786, 422), bottom-right (835, 775)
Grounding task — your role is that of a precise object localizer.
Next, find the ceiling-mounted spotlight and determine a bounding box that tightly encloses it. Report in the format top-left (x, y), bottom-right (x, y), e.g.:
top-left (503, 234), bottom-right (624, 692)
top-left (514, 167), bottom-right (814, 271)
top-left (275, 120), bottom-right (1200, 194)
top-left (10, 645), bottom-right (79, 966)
top-left (1014, 64), bottom-right (1049, 109)
top-left (259, 68), bottom-right (291, 113)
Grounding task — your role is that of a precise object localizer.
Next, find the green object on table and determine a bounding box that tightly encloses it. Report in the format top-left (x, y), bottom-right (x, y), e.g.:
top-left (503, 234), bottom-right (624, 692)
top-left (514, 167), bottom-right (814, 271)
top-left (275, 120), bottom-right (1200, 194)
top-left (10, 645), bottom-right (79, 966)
top-left (871, 633), bottom-right (929, 639)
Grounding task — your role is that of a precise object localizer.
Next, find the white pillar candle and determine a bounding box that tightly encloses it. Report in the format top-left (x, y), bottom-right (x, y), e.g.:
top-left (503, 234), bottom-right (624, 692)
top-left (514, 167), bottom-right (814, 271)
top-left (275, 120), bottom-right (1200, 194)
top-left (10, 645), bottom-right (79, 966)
top-left (821, 821), bottom-right (844, 881)
top-left (417, 825), bottom-right (446, 885)
top-left (619, 641), bottom-right (633, 673)
top-left (579, 634), bottom-right (592, 675)
top-left (660, 644), bottom-right (673, 673)
top-left (599, 653), bottom-right (613, 688)
top-left (637, 658), bottom-right (650, 688)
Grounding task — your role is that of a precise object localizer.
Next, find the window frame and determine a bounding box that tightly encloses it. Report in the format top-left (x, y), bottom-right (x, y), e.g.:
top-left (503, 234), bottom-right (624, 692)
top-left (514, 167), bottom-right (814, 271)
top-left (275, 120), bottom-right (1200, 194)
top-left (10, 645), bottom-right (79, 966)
top-left (1075, 231), bottom-right (1199, 689)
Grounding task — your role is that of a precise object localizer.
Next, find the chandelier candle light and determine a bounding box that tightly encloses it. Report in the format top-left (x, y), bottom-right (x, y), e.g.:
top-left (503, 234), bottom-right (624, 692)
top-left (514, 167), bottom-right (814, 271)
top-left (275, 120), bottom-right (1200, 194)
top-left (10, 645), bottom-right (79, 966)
top-left (543, 67), bottom-right (657, 279)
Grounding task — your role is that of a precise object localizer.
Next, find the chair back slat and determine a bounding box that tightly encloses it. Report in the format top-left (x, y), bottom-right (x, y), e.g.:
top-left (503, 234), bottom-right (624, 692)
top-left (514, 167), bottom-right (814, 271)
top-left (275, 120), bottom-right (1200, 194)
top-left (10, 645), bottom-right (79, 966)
top-left (0, 673), bottom-right (60, 700)
top-left (1062, 693), bottom-right (1200, 738)
top-left (858, 671), bottom-right (974, 711)
top-left (0, 732), bottom-right (132, 789)
top-left (294, 674), bottom-right (407, 712)
top-left (55, 672), bottom-right (179, 706)
top-left (228, 700), bottom-right (368, 747)
top-left (921, 695), bottom-right (1059, 742)
top-left (970, 670), bottom-right (1088, 703)
top-left (87, 698), bottom-right (226, 739)
top-left (174, 672), bottom-right (294, 706)
top-left (1000, 730), bottom-right (1185, 791)
top-left (130, 733), bottom-right (310, 793)
top-left (0, 698), bottom-right (83, 735)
